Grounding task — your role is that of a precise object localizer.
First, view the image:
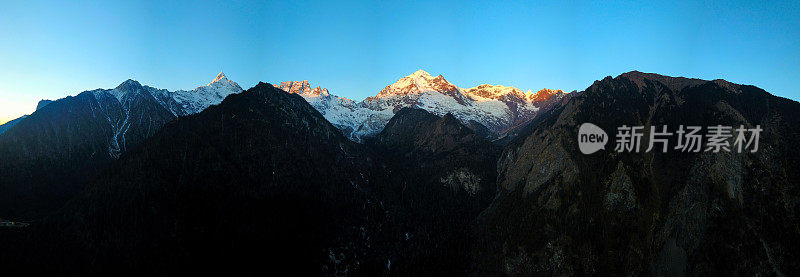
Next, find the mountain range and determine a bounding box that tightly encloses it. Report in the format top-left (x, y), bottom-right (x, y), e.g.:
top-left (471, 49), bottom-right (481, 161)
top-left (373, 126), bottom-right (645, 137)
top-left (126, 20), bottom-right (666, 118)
top-left (0, 70), bottom-right (798, 275)
top-left (0, 69), bottom-right (560, 220)
top-left (472, 71), bottom-right (800, 275)
top-left (275, 69), bottom-right (568, 141)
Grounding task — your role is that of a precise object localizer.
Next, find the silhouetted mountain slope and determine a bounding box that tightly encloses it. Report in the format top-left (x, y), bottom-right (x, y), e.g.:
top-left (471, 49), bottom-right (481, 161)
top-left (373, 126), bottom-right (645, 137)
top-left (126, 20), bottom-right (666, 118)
top-left (492, 89), bottom-right (577, 145)
top-left (0, 88), bottom-right (176, 220)
top-left (1, 91), bottom-right (505, 275)
top-left (0, 115), bottom-right (27, 135)
top-left (472, 71), bottom-right (800, 275)
top-left (0, 75), bottom-right (241, 220)
top-left (35, 99), bottom-right (54, 111)
top-left (1, 83), bottom-right (389, 275)
top-left (0, 100), bottom-right (54, 136)
top-left (366, 107), bottom-right (501, 275)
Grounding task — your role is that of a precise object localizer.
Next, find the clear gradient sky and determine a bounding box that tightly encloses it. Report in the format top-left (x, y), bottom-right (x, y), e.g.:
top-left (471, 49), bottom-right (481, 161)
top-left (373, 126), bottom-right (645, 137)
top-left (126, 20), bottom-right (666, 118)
top-left (1, 0), bottom-right (799, 124)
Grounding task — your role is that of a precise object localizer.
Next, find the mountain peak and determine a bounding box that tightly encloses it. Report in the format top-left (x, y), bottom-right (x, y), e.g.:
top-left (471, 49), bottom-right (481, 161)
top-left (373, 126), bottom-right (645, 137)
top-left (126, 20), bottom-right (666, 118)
top-left (115, 79), bottom-right (142, 91)
top-left (409, 69), bottom-right (432, 78)
top-left (36, 100), bottom-right (54, 111)
top-left (276, 80), bottom-right (330, 97)
top-left (199, 71), bottom-right (242, 92)
top-left (530, 88), bottom-right (563, 102)
top-left (378, 69), bottom-right (457, 97)
top-left (209, 71), bottom-right (229, 85)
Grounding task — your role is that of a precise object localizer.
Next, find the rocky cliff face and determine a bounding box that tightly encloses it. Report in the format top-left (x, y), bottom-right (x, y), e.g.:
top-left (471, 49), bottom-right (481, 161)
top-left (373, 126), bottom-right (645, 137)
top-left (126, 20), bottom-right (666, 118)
top-left (275, 80), bottom-right (330, 96)
top-left (472, 71), bottom-right (800, 275)
top-left (35, 100), bottom-right (53, 111)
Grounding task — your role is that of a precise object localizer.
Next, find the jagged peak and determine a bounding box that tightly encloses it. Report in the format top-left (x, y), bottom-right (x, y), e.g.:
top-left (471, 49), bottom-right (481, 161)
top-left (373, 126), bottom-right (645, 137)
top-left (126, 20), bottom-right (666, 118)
top-left (463, 84), bottom-right (525, 99)
top-left (378, 69), bottom-right (458, 97)
top-left (193, 71), bottom-right (242, 93)
top-left (534, 88), bottom-right (563, 95)
top-left (276, 80), bottom-right (330, 97)
top-left (529, 88), bottom-right (564, 102)
top-left (36, 99), bottom-right (54, 111)
top-left (208, 70), bottom-right (230, 86)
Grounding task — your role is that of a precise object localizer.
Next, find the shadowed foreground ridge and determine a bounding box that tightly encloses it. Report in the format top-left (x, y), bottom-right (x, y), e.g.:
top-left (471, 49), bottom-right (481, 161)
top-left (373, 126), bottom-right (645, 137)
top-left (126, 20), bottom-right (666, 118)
top-left (0, 82), bottom-right (500, 275)
top-left (472, 71), bottom-right (800, 275)
top-left (2, 82), bottom-right (383, 274)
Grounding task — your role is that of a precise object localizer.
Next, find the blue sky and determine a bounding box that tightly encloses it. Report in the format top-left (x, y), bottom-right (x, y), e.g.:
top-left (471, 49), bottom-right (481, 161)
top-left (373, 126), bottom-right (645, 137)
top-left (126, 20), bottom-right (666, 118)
top-left (1, 0), bottom-right (798, 124)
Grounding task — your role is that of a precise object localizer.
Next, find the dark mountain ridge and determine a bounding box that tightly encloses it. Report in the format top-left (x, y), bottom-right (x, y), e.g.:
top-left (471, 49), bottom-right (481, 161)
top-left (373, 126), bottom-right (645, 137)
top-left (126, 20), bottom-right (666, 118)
top-left (0, 75), bottom-right (241, 220)
top-left (472, 71), bottom-right (800, 275)
top-left (366, 107), bottom-right (501, 274)
top-left (0, 86), bottom-right (177, 219)
top-left (1, 83), bottom-right (500, 275)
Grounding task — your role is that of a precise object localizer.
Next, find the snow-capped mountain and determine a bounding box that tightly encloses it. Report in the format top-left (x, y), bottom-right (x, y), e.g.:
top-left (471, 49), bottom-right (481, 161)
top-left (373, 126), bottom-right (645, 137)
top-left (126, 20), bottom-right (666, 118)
top-left (277, 69), bottom-right (566, 142)
top-left (5, 71), bottom-right (243, 157)
top-left (274, 81), bottom-right (370, 141)
top-left (171, 71), bottom-right (243, 115)
top-left (94, 71), bottom-right (243, 156)
top-left (462, 85), bottom-right (567, 130)
top-left (95, 71), bottom-right (242, 117)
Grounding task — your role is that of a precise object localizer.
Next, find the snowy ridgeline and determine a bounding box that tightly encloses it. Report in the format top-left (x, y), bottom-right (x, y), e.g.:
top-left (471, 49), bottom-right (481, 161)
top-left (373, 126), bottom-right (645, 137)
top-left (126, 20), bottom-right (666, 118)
top-left (6, 70), bottom-right (564, 157)
top-left (277, 70), bottom-right (566, 142)
top-left (106, 71), bottom-right (244, 116)
top-left (24, 71), bottom-right (244, 158)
